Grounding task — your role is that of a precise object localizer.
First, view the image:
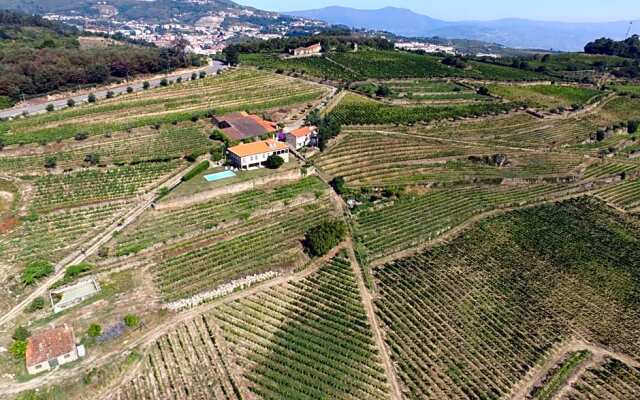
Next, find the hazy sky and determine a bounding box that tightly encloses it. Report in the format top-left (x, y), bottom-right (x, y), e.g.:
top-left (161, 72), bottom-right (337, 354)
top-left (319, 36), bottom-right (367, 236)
top-left (236, 0), bottom-right (640, 23)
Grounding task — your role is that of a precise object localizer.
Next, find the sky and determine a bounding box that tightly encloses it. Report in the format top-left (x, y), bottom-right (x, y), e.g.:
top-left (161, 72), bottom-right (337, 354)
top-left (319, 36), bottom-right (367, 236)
top-left (236, 0), bottom-right (640, 23)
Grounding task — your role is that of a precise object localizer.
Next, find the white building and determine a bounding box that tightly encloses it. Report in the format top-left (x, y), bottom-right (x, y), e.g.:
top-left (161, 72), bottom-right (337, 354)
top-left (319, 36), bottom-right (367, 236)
top-left (286, 126), bottom-right (315, 150)
top-left (227, 139), bottom-right (289, 170)
top-left (50, 278), bottom-right (101, 314)
top-left (26, 325), bottom-right (81, 375)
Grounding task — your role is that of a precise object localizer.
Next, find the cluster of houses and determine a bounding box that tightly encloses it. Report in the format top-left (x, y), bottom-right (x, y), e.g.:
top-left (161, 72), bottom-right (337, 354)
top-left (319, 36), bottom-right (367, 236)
top-left (214, 112), bottom-right (317, 170)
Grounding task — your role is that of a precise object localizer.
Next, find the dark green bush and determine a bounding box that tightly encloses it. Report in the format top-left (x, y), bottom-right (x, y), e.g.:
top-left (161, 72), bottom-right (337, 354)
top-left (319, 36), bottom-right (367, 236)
top-left (182, 160), bottom-right (209, 182)
top-left (304, 220), bottom-right (347, 256)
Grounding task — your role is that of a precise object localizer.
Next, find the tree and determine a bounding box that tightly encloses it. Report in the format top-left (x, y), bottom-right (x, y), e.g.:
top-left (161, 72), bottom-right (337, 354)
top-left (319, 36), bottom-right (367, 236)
top-left (265, 154), bottom-right (284, 169)
top-left (305, 109), bottom-right (321, 126)
top-left (44, 156), bottom-right (57, 169)
top-left (628, 120), bottom-right (639, 134)
top-left (22, 260), bottom-right (54, 285)
top-left (223, 46), bottom-right (240, 66)
top-left (67, 98), bottom-right (75, 107)
top-left (124, 314), bottom-right (140, 328)
top-left (26, 296), bottom-right (45, 313)
top-left (376, 84), bottom-right (391, 97)
top-left (330, 176), bottom-right (346, 195)
top-left (84, 153), bottom-right (100, 165)
top-left (106, 91), bottom-right (114, 99)
top-left (160, 78), bottom-right (168, 87)
top-left (9, 340), bottom-right (27, 359)
top-left (87, 323), bottom-right (102, 337)
top-left (176, 77), bottom-right (182, 83)
top-left (191, 72), bottom-right (197, 80)
top-left (74, 132), bottom-right (88, 141)
top-left (12, 326), bottom-right (31, 341)
top-left (199, 71), bottom-right (207, 79)
top-left (46, 103), bottom-right (54, 112)
top-left (87, 93), bottom-right (96, 103)
top-left (304, 220), bottom-right (347, 256)
top-left (477, 86), bottom-right (490, 96)
top-left (142, 81), bottom-right (150, 90)
top-left (126, 86), bottom-right (133, 94)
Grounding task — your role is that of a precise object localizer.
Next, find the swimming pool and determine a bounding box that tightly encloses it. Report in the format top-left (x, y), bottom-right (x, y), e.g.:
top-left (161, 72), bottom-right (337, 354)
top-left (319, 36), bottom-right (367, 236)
top-left (203, 170), bottom-right (236, 182)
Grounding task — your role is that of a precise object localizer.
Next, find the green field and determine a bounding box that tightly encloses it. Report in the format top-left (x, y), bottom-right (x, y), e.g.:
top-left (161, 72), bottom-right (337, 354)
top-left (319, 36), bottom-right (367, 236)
top-left (488, 84), bottom-right (602, 109)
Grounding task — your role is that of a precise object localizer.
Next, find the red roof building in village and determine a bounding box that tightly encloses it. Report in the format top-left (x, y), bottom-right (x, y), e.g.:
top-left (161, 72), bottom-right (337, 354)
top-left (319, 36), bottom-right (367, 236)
top-left (286, 126), bottom-right (316, 150)
top-left (25, 324), bottom-right (80, 375)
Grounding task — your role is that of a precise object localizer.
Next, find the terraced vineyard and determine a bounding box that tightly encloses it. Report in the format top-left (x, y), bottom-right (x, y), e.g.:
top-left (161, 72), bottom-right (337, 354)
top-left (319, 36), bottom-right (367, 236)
top-left (0, 124), bottom-right (215, 174)
top-left (373, 198), bottom-right (640, 399)
top-left (561, 358), bottom-right (640, 399)
top-left (0, 69), bottom-right (328, 145)
top-left (354, 183), bottom-right (587, 261)
top-left (595, 178), bottom-right (640, 211)
top-left (488, 84), bottom-right (602, 109)
top-left (29, 160), bottom-right (183, 211)
top-left (317, 128), bottom-right (585, 187)
top-left (110, 315), bottom-right (242, 400)
top-left (212, 254), bottom-right (390, 399)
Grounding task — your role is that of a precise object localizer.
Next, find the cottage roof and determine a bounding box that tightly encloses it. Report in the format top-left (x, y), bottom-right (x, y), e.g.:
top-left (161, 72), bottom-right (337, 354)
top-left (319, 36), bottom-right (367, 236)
top-left (216, 112), bottom-right (277, 141)
top-left (288, 126), bottom-right (315, 138)
top-left (26, 325), bottom-right (76, 368)
top-left (228, 139), bottom-right (288, 158)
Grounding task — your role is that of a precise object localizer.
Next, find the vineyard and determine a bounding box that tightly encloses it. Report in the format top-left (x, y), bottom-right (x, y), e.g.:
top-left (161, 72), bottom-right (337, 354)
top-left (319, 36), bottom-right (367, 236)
top-left (373, 198), bottom-right (640, 399)
top-left (0, 69), bottom-right (328, 146)
top-left (560, 358), bottom-right (640, 399)
top-left (328, 92), bottom-right (519, 125)
top-left (109, 315), bottom-right (242, 400)
top-left (212, 254), bottom-right (391, 399)
top-left (487, 84), bottom-right (602, 109)
top-left (0, 123), bottom-right (216, 175)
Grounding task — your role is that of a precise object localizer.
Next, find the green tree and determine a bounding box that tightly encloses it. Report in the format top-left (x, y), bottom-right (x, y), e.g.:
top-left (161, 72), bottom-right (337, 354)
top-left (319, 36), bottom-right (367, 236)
top-left (223, 46), bottom-right (240, 66)
top-left (44, 156), bottom-right (57, 169)
top-left (375, 84), bottom-right (391, 97)
top-left (124, 314), bottom-right (140, 328)
top-left (67, 98), bottom-right (75, 107)
top-left (477, 86), bottom-right (490, 96)
top-left (126, 86), bottom-right (133, 94)
top-left (265, 154), bottom-right (284, 169)
top-left (160, 78), bottom-right (168, 87)
top-left (12, 326), bottom-right (31, 341)
top-left (191, 72), bottom-right (197, 80)
top-left (106, 91), bottom-right (114, 99)
top-left (45, 103), bottom-right (55, 112)
top-left (26, 296), bottom-right (45, 313)
top-left (22, 260), bottom-right (54, 285)
top-left (305, 109), bottom-right (321, 126)
top-left (142, 81), bottom-right (150, 90)
top-left (199, 71), bottom-right (207, 79)
top-left (9, 340), bottom-right (27, 359)
top-left (87, 323), bottom-right (102, 337)
top-left (330, 176), bottom-right (346, 195)
top-left (87, 93), bottom-right (96, 103)
top-left (628, 120), bottom-right (639, 134)
top-left (304, 220), bottom-right (347, 257)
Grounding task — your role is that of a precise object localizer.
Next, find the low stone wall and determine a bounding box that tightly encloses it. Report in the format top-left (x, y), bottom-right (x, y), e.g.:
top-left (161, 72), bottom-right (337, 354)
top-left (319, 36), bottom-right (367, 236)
top-left (156, 168), bottom-right (304, 211)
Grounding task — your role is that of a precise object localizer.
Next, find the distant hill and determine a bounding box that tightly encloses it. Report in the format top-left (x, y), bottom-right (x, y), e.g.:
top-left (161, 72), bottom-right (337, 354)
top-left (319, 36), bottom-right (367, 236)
top-left (285, 6), bottom-right (638, 51)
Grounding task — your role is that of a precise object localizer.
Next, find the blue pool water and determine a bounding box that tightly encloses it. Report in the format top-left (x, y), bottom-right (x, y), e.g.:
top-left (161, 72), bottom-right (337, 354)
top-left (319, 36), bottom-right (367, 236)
top-left (203, 170), bottom-right (236, 182)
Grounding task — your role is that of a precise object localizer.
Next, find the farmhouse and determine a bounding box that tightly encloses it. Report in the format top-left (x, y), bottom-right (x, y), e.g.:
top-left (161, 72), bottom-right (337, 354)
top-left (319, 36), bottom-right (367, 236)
top-left (286, 126), bottom-right (316, 149)
top-left (292, 43), bottom-right (322, 57)
top-left (227, 139), bottom-right (289, 169)
top-left (213, 112), bottom-right (277, 141)
top-left (26, 324), bottom-right (81, 375)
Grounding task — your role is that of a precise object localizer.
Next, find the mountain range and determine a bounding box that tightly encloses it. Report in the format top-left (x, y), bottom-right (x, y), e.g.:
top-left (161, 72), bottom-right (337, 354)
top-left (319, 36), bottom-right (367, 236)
top-left (284, 6), bottom-right (638, 51)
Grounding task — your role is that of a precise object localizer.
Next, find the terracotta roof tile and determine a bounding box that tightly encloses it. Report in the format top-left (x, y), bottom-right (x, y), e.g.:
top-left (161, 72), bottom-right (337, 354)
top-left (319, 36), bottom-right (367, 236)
top-left (26, 325), bottom-right (76, 367)
top-left (228, 139), bottom-right (288, 158)
top-left (288, 126), bottom-right (315, 138)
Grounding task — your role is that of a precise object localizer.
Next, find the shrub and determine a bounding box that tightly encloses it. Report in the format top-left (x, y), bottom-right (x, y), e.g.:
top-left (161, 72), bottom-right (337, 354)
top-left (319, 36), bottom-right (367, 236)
top-left (12, 326), bottom-right (31, 341)
top-left (330, 176), bottom-right (346, 195)
top-left (375, 85), bottom-right (391, 97)
top-left (191, 72), bottom-right (197, 80)
top-left (46, 104), bottom-right (55, 112)
top-left (9, 340), bottom-right (27, 359)
top-left (44, 156), bottom-right (57, 169)
top-left (87, 323), bottom-right (102, 337)
top-left (67, 99), bottom-right (75, 107)
top-left (22, 260), bottom-right (54, 285)
top-left (87, 93), bottom-right (96, 103)
top-left (199, 71), bottom-right (207, 79)
top-left (477, 86), bottom-right (490, 96)
top-left (26, 297), bottom-right (45, 313)
top-left (74, 132), bottom-right (89, 141)
top-left (142, 81), bottom-right (150, 90)
top-left (63, 262), bottom-right (92, 284)
top-left (182, 160), bottom-right (209, 182)
top-left (304, 220), bottom-right (347, 256)
top-left (210, 147), bottom-right (224, 161)
top-left (628, 120), bottom-right (640, 134)
top-left (106, 91), bottom-right (114, 99)
top-left (191, 115), bottom-right (199, 122)
top-left (124, 314), bottom-right (140, 328)
top-left (160, 78), bottom-right (168, 87)
top-left (126, 86), bottom-right (133, 94)
top-left (176, 77), bottom-right (183, 83)
top-left (265, 154), bottom-right (284, 169)
top-left (84, 153), bottom-right (100, 165)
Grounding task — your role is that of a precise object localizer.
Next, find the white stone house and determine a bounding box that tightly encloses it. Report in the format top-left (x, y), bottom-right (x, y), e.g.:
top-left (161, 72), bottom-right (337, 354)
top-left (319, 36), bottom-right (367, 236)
top-left (26, 324), bottom-right (81, 375)
top-left (227, 139), bottom-right (289, 170)
top-left (286, 126), bottom-right (316, 150)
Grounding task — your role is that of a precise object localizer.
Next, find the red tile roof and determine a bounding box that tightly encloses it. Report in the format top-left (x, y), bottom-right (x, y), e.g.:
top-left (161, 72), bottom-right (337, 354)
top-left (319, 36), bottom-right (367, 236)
top-left (26, 325), bottom-right (76, 367)
top-left (288, 126), bottom-right (315, 138)
top-left (228, 139), bottom-right (288, 157)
